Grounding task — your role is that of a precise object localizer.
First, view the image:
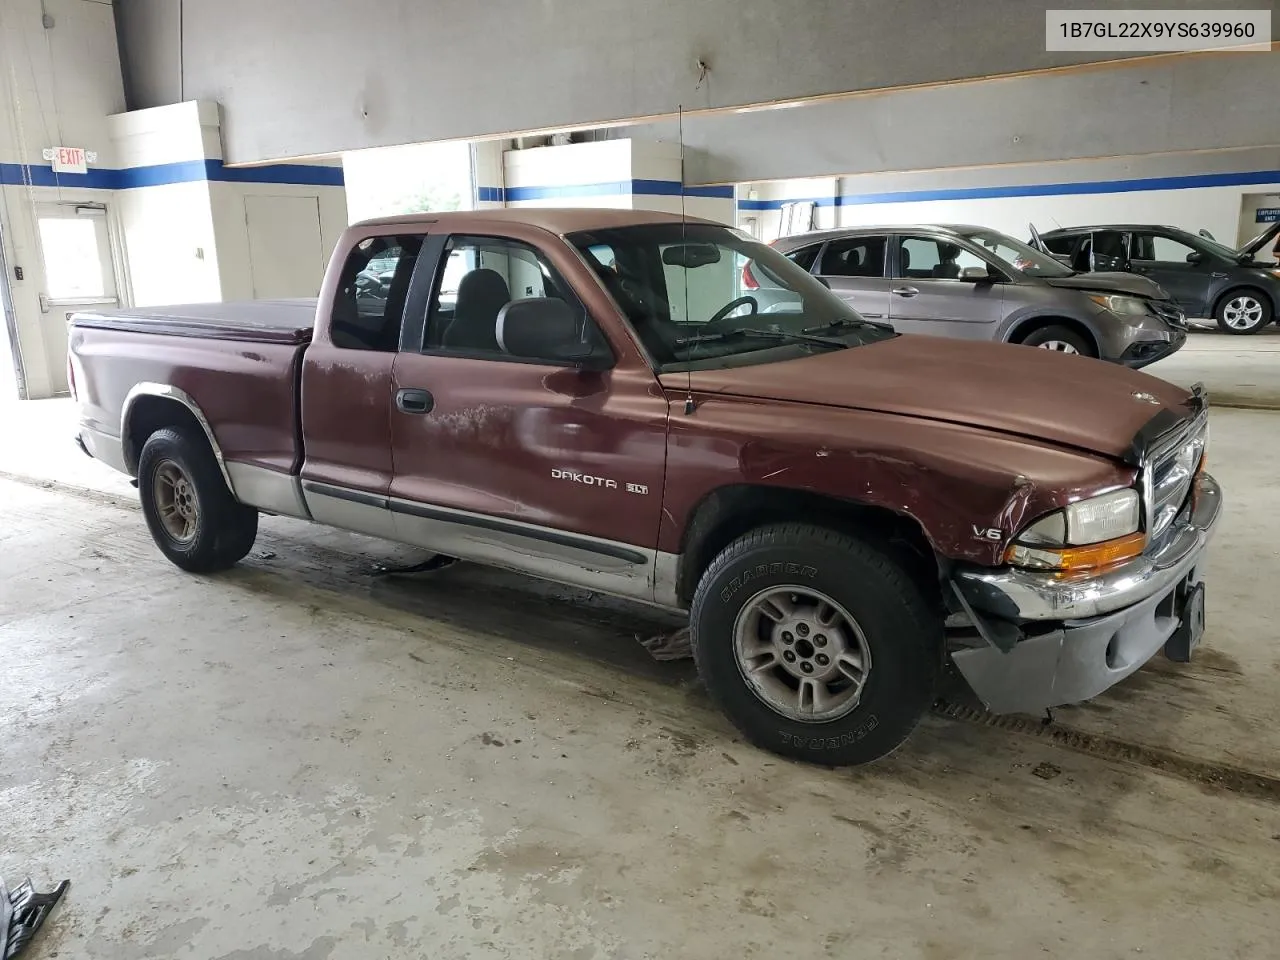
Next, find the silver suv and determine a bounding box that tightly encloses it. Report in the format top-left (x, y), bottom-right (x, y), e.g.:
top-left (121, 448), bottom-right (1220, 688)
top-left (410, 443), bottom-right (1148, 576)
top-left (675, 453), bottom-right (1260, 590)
top-left (769, 225), bottom-right (1187, 367)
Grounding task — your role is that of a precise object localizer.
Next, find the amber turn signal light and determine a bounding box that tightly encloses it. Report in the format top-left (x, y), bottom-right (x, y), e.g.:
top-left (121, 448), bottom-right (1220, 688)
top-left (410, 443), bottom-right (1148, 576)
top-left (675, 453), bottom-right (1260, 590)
top-left (1004, 531), bottom-right (1147, 575)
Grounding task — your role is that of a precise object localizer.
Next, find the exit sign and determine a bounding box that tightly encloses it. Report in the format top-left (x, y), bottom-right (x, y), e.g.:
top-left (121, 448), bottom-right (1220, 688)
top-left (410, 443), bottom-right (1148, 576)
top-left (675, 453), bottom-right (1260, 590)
top-left (46, 146), bottom-right (88, 174)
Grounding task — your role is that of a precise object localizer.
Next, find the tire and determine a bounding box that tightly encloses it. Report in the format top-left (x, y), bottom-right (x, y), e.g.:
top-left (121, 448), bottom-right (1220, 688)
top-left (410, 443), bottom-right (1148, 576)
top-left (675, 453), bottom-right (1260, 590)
top-left (690, 523), bottom-right (941, 766)
top-left (1214, 289), bottom-right (1272, 335)
top-left (137, 427), bottom-right (258, 573)
top-left (1019, 325), bottom-right (1094, 357)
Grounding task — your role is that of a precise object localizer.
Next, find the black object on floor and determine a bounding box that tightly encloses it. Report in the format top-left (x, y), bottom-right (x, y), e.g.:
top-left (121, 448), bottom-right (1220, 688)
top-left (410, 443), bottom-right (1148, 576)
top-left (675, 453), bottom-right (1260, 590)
top-left (1, 877), bottom-right (70, 959)
top-left (640, 624), bottom-right (692, 661)
top-left (371, 554), bottom-right (458, 577)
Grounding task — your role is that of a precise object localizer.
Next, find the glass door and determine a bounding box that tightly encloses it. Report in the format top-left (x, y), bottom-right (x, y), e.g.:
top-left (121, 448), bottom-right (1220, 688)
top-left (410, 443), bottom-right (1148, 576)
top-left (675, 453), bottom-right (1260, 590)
top-left (35, 202), bottom-right (119, 394)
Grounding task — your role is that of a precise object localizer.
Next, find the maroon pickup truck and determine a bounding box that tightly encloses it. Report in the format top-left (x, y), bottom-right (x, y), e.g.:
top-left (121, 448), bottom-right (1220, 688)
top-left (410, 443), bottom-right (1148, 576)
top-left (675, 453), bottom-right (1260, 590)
top-left (69, 209), bottom-right (1221, 765)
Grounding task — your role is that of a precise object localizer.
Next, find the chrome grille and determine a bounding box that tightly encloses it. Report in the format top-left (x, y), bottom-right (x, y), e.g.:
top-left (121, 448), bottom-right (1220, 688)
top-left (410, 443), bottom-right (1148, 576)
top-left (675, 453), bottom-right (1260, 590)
top-left (1150, 299), bottom-right (1186, 329)
top-left (1143, 415), bottom-right (1207, 540)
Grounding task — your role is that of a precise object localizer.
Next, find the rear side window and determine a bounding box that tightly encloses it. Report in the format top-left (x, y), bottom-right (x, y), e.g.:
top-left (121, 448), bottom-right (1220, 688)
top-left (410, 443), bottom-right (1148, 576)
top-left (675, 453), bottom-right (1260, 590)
top-left (783, 244), bottom-right (821, 272)
top-left (331, 235), bottom-right (424, 351)
top-left (818, 237), bottom-right (887, 278)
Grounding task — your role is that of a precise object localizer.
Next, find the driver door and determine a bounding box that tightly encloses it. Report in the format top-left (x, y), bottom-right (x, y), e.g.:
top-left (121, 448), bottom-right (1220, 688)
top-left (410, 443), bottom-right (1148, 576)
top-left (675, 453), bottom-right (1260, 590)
top-left (387, 232), bottom-right (670, 599)
top-left (1128, 231), bottom-right (1213, 316)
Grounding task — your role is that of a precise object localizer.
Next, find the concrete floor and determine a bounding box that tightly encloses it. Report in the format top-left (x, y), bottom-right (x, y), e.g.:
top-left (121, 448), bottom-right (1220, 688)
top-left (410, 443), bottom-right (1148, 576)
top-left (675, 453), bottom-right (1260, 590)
top-left (2, 402), bottom-right (1280, 959)
top-left (1146, 322), bottom-right (1280, 408)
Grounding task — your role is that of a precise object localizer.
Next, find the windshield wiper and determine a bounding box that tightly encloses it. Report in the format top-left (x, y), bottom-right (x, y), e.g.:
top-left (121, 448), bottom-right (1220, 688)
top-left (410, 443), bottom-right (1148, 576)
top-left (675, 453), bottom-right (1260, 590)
top-left (802, 316), bottom-right (893, 334)
top-left (675, 327), bottom-right (849, 349)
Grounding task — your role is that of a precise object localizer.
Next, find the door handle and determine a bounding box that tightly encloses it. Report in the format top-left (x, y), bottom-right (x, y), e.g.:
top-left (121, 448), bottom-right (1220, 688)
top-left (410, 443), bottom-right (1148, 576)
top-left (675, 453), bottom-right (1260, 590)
top-left (395, 388), bottom-right (434, 414)
top-left (1210, 272), bottom-right (1228, 279)
top-left (891, 286), bottom-right (919, 298)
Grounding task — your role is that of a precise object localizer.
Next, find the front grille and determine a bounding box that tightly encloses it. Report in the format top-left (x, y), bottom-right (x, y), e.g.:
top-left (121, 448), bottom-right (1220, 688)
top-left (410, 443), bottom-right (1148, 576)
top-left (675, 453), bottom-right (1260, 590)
top-left (1143, 414), bottom-right (1207, 541)
top-left (1150, 299), bottom-right (1186, 328)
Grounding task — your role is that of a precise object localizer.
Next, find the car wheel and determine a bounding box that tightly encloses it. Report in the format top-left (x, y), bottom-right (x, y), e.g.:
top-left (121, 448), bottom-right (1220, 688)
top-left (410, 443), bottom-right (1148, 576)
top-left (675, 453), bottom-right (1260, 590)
top-left (1214, 289), bottom-right (1272, 335)
top-left (689, 523), bottom-right (940, 766)
top-left (1020, 325), bottom-right (1094, 356)
top-left (138, 427), bottom-right (259, 573)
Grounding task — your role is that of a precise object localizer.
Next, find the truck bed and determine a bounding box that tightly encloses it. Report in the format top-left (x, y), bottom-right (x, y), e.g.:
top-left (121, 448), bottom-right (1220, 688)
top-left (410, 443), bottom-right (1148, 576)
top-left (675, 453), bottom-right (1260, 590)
top-left (70, 300), bottom-right (313, 495)
top-left (72, 299), bottom-right (316, 345)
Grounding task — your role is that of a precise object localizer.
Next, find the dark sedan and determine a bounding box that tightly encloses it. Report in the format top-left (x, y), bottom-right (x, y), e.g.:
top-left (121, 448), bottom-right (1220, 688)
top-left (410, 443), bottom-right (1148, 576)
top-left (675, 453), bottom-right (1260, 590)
top-left (1034, 223), bottom-right (1280, 335)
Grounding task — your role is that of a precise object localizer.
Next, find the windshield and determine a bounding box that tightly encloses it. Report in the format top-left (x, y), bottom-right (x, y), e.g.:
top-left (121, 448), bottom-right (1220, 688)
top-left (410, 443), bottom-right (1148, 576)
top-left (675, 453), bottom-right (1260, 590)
top-left (959, 228), bottom-right (1075, 278)
top-left (569, 223), bottom-right (894, 371)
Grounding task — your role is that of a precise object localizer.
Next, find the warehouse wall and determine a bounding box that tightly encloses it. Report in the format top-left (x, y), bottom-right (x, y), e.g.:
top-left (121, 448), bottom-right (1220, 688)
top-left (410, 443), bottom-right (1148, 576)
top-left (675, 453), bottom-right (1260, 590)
top-left (109, 0), bottom-right (1255, 164)
top-left (496, 139), bottom-right (735, 225)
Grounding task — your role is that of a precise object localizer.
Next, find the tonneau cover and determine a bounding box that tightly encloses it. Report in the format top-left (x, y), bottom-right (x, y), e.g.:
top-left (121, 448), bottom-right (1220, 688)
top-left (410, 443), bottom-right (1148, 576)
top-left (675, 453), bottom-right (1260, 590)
top-left (71, 299), bottom-right (316, 345)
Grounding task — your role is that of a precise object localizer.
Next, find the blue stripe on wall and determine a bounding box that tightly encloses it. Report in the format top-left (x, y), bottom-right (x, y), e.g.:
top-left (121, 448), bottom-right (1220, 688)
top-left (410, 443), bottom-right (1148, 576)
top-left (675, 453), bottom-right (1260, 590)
top-left (632, 179), bottom-right (735, 199)
top-left (737, 168), bottom-right (1280, 210)
top-left (479, 179), bottom-right (736, 203)
top-left (0, 159), bottom-right (345, 190)
top-left (0, 162), bottom-right (122, 189)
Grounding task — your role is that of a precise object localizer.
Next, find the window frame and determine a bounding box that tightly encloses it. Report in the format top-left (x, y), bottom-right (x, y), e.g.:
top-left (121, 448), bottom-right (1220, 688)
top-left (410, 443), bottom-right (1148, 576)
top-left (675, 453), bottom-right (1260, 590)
top-left (816, 235), bottom-right (889, 279)
top-left (783, 243), bottom-right (823, 274)
top-left (329, 232), bottom-right (432, 354)
top-left (890, 233), bottom-right (1005, 282)
top-left (416, 233), bottom-right (613, 368)
top-left (1131, 230), bottom-right (1201, 266)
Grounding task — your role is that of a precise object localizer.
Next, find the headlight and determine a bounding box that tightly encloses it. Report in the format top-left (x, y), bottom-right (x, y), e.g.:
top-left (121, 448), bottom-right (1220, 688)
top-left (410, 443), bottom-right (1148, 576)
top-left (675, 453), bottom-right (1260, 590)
top-left (1005, 489), bottom-right (1145, 573)
top-left (1087, 294), bottom-right (1150, 316)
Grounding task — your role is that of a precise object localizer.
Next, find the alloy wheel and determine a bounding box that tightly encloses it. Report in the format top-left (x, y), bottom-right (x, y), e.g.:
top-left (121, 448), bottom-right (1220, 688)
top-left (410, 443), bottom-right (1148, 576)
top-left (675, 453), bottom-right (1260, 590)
top-left (1222, 296), bottom-right (1264, 331)
top-left (732, 586), bottom-right (872, 722)
top-left (153, 460), bottom-right (200, 542)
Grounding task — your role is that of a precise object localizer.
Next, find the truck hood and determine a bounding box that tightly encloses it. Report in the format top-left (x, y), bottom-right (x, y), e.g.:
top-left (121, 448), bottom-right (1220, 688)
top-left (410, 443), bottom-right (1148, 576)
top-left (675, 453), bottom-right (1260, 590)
top-left (666, 336), bottom-right (1193, 460)
top-left (1040, 272), bottom-right (1166, 299)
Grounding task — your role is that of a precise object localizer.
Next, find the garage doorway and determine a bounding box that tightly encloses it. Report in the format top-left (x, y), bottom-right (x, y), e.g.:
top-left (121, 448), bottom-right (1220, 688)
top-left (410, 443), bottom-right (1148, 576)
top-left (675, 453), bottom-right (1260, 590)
top-left (34, 202), bottom-right (120, 395)
top-left (244, 195), bottom-right (325, 299)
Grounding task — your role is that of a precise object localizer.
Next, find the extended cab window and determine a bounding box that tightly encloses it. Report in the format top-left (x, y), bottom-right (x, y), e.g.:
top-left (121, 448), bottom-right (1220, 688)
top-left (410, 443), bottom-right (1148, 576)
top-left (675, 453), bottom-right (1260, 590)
top-left (331, 235), bottom-right (423, 351)
top-left (423, 235), bottom-right (608, 362)
top-left (818, 237), bottom-right (887, 278)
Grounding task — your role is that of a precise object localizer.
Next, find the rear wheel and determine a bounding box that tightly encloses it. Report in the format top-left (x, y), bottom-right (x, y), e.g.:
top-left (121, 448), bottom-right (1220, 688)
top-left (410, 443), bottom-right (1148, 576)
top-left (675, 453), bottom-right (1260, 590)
top-left (138, 427), bottom-right (258, 572)
top-left (1215, 289), bottom-right (1271, 334)
top-left (1020, 325), bottom-right (1094, 357)
top-left (690, 523), bottom-right (940, 766)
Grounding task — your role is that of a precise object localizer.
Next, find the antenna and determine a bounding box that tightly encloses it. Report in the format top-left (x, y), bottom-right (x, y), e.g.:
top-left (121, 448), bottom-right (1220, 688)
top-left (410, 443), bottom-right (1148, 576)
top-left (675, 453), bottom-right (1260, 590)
top-left (679, 104), bottom-right (695, 416)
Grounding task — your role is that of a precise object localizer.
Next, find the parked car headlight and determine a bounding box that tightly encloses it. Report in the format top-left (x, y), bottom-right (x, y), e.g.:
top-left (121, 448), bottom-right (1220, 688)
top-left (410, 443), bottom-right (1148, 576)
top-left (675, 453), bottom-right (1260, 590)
top-left (1005, 489), bottom-right (1145, 573)
top-left (1087, 294), bottom-right (1150, 316)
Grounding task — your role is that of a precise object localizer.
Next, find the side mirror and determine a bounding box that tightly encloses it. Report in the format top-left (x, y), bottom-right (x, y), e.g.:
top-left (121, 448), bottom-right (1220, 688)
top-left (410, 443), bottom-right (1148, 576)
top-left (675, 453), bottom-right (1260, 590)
top-left (496, 298), bottom-right (613, 370)
top-left (1186, 250), bottom-right (1202, 265)
top-left (960, 265), bottom-right (995, 282)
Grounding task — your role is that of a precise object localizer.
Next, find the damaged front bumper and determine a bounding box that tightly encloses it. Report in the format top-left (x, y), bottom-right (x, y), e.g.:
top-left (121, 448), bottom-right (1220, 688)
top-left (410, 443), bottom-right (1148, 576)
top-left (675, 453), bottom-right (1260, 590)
top-left (948, 472), bottom-right (1222, 715)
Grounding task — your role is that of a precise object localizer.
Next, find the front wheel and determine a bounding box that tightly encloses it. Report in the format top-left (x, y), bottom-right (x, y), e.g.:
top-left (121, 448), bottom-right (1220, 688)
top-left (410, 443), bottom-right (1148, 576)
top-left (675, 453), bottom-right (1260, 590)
top-left (1020, 325), bottom-right (1094, 356)
top-left (1215, 290), bottom-right (1271, 334)
top-left (138, 427), bottom-right (258, 573)
top-left (690, 523), bottom-right (941, 766)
